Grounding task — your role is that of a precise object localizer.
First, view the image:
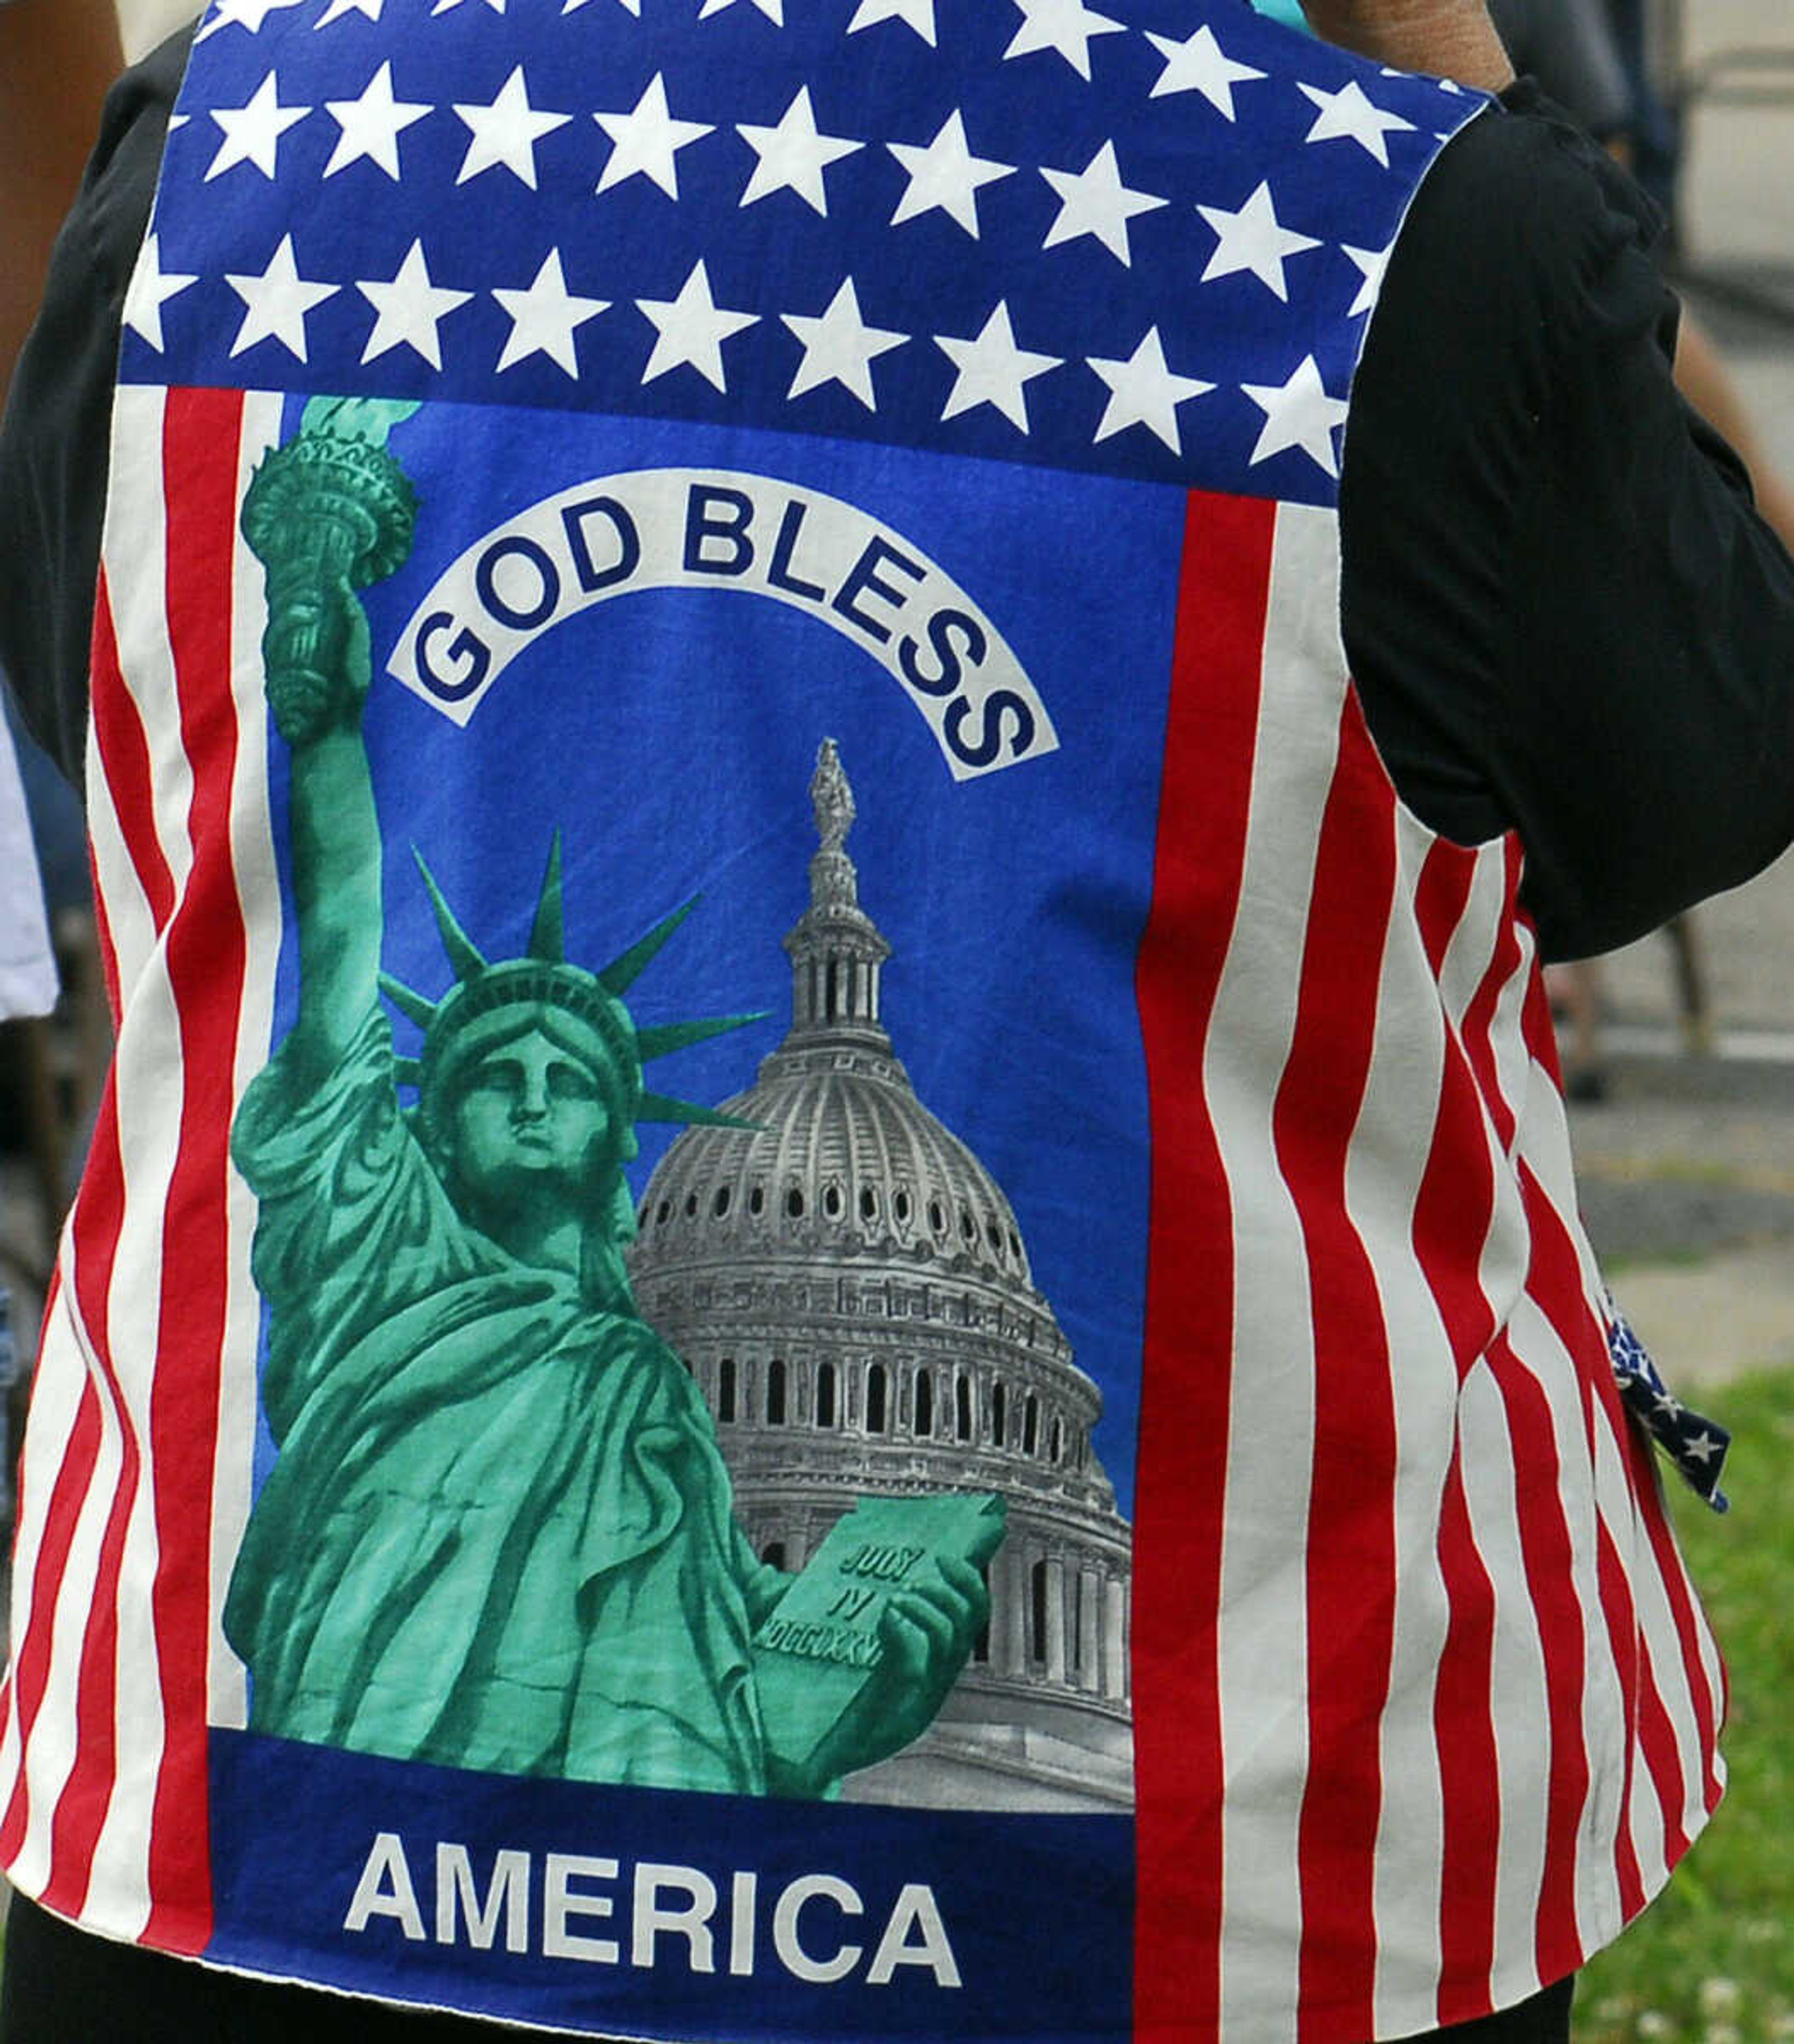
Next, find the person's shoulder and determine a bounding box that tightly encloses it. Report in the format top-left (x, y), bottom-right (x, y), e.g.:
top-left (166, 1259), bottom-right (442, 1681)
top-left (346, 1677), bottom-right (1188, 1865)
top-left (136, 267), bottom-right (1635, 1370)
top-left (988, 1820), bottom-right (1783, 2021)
top-left (1414, 80), bottom-right (1662, 292)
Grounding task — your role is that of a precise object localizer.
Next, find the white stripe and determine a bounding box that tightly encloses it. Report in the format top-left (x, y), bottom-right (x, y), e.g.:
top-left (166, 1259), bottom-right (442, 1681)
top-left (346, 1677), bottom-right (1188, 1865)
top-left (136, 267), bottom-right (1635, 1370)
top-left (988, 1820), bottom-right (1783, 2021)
top-left (103, 388), bottom-right (196, 909)
top-left (210, 388), bottom-right (285, 1732)
top-left (77, 940), bottom-right (188, 1934)
top-left (8, 1288), bottom-right (125, 1900)
top-left (1206, 504), bottom-right (1341, 2041)
top-left (1455, 1361), bottom-right (1549, 2014)
top-left (1613, 1430), bottom-right (1716, 1869)
top-left (1359, 812), bottom-right (1460, 2037)
top-left (84, 606), bottom-right (158, 1021)
top-left (71, 384), bottom-right (190, 1933)
top-left (1503, 1293), bottom-right (1628, 1957)
top-left (0, 1292), bottom-right (92, 1859)
top-left (1592, 1401), bottom-right (1674, 1902)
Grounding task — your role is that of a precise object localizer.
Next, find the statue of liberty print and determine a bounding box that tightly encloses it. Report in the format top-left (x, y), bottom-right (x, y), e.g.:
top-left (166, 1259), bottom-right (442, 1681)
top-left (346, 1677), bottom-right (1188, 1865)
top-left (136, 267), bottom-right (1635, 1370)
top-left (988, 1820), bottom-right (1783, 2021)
top-left (222, 398), bottom-right (989, 1797)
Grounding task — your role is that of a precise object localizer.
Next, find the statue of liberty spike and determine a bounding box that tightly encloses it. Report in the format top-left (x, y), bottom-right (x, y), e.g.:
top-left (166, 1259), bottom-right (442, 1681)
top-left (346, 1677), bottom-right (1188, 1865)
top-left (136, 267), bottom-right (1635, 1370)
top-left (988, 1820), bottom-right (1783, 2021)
top-left (223, 399), bottom-right (986, 1796)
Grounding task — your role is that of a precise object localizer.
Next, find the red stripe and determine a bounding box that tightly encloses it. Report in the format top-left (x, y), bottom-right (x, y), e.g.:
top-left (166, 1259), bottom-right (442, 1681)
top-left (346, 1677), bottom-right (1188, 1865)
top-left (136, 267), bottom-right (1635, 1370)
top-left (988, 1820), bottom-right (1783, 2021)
top-left (90, 566), bottom-right (177, 940)
top-left (140, 386), bottom-right (249, 1952)
top-left (1413, 838), bottom-right (1478, 979)
top-left (1484, 1332), bottom-right (1588, 1986)
top-left (40, 1082), bottom-right (138, 1918)
top-left (0, 1378), bottom-right (102, 1865)
top-left (1281, 690), bottom-right (1400, 2041)
top-left (1624, 1416), bottom-right (1724, 1826)
top-left (1454, 841), bottom-right (1526, 1150)
top-left (1431, 1452), bottom-right (1501, 2027)
top-left (1410, 847), bottom-right (1506, 2022)
top-left (1133, 490), bottom-right (1276, 2041)
top-left (1591, 1505), bottom-right (1648, 1922)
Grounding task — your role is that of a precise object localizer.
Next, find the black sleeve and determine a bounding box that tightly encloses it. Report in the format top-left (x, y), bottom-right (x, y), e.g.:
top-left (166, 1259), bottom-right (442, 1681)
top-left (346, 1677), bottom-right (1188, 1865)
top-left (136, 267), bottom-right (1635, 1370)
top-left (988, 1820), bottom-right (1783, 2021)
top-left (1342, 82), bottom-right (1794, 962)
top-left (0, 24), bottom-right (188, 786)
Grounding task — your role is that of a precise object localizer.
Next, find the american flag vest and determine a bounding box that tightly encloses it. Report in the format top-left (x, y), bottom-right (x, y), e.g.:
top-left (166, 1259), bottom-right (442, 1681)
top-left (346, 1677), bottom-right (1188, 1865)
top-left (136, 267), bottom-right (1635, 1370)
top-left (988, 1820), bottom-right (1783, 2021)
top-left (2, 0), bottom-right (1724, 2037)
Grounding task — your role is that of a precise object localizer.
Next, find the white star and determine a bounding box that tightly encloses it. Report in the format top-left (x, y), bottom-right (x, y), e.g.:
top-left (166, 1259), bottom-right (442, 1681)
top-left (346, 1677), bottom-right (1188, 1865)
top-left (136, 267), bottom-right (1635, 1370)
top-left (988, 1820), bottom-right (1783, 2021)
top-left (1242, 355), bottom-right (1350, 478)
top-left (122, 234), bottom-right (198, 352)
top-left (1652, 1389), bottom-right (1685, 1418)
top-left (888, 110), bottom-right (1014, 238)
top-left (493, 248), bottom-right (608, 375)
top-left (737, 87), bottom-right (862, 215)
top-left (1196, 181), bottom-right (1321, 301)
top-left (357, 240), bottom-right (473, 369)
top-left (699, 0), bottom-right (783, 20)
top-left (1298, 78), bottom-right (1416, 166)
top-left (455, 66), bottom-right (570, 187)
top-left (636, 260), bottom-right (759, 391)
top-left (1342, 242), bottom-right (1390, 316)
top-left (226, 234), bottom-right (339, 361)
top-left (1040, 140), bottom-right (1166, 267)
top-left (847, 0), bottom-right (935, 44)
top-left (595, 73), bottom-right (714, 199)
top-left (783, 278), bottom-right (907, 409)
top-left (195, 0), bottom-right (305, 42)
top-left (205, 72), bottom-right (311, 181)
top-left (322, 62), bottom-right (431, 179)
top-left (1682, 1432), bottom-right (1720, 1463)
top-left (1145, 23), bottom-right (1266, 116)
top-left (1087, 326), bottom-right (1213, 454)
top-left (1003, 0), bottom-right (1124, 79)
top-left (935, 300), bottom-right (1061, 433)
top-left (313, 0), bottom-right (384, 27)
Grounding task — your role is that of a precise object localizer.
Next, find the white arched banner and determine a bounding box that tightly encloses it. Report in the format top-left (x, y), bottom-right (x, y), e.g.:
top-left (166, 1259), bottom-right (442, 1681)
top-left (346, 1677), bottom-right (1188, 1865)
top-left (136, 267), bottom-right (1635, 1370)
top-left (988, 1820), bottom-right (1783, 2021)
top-left (388, 468), bottom-right (1057, 781)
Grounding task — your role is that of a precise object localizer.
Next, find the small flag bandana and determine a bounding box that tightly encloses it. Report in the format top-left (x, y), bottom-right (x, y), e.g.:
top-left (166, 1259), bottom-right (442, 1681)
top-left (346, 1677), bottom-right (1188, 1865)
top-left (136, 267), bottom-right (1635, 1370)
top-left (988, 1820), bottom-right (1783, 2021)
top-left (1606, 1295), bottom-right (1731, 1513)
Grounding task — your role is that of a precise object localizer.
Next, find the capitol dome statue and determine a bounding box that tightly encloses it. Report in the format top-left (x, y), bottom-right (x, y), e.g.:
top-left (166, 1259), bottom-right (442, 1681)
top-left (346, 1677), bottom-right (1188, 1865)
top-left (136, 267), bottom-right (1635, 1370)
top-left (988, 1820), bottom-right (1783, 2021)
top-left (627, 741), bottom-right (1133, 1813)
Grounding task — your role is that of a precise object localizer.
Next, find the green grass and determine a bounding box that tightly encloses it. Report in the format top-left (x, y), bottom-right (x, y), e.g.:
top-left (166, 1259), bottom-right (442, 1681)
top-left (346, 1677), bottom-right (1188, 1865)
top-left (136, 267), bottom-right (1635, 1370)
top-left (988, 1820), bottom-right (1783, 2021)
top-left (1577, 1370), bottom-right (1794, 2043)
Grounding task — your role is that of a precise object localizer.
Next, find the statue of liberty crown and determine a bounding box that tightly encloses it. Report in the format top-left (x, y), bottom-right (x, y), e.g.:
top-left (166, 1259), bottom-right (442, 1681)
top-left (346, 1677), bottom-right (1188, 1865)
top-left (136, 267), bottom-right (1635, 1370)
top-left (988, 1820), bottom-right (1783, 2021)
top-left (381, 837), bottom-right (762, 1139)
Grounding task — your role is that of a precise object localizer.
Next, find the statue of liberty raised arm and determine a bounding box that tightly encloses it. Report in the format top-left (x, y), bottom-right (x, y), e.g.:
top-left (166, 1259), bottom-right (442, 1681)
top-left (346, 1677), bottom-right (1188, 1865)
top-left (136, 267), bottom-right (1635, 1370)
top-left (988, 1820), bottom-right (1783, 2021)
top-left (223, 398), bottom-right (987, 1797)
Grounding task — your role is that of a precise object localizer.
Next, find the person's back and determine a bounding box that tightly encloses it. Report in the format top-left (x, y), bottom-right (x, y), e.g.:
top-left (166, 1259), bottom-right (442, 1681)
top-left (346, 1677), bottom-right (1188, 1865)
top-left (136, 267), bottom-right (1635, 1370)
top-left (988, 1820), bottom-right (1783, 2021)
top-left (0, 2), bottom-right (1765, 2040)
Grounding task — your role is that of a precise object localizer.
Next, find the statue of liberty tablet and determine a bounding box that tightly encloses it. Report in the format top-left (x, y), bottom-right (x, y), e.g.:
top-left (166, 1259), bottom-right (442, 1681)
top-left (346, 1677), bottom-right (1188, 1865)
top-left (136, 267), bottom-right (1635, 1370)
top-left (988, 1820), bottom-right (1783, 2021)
top-left (222, 398), bottom-right (990, 1798)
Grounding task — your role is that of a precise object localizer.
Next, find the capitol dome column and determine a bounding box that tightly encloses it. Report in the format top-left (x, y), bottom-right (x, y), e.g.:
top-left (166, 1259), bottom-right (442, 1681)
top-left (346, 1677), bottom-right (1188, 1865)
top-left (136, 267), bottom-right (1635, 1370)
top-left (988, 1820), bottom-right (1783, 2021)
top-left (1102, 1575), bottom-right (1127, 1700)
top-left (1044, 1555), bottom-right (1068, 1685)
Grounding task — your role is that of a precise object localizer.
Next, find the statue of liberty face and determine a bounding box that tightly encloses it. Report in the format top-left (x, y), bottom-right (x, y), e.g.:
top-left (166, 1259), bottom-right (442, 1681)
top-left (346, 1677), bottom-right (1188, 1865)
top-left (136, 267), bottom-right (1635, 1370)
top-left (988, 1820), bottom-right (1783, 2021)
top-left (437, 1008), bottom-right (625, 1224)
top-left (453, 1031), bottom-right (607, 1184)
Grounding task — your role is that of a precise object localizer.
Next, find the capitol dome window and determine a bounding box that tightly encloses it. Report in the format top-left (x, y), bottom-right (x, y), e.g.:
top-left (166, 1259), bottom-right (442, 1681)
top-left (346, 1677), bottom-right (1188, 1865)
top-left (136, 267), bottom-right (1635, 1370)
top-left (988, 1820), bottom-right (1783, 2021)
top-left (766, 1357), bottom-right (788, 1425)
top-left (785, 1186), bottom-right (804, 1219)
top-left (683, 1192), bottom-right (698, 1218)
top-left (718, 1357), bottom-right (737, 1424)
top-left (893, 1188), bottom-right (911, 1226)
top-left (1007, 1228), bottom-right (1023, 1262)
top-left (655, 1199), bottom-right (671, 1226)
top-left (914, 1370), bottom-right (934, 1439)
top-left (993, 1380), bottom-right (1008, 1445)
top-left (927, 1198), bottom-right (945, 1235)
top-left (1029, 1559), bottom-right (1049, 1664)
top-left (956, 1374), bottom-right (973, 1442)
top-left (960, 1207), bottom-right (976, 1243)
top-left (1049, 1416), bottom-right (1064, 1464)
top-left (748, 1185), bottom-right (764, 1216)
top-left (1024, 1393), bottom-right (1039, 1456)
top-left (859, 1185), bottom-right (877, 1222)
top-left (866, 1363), bottom-right (888, 1434)
top-left (713, 1185), bottom-right (731, 1217)
top-left (762, 1540), bottom-right (787, 1568)
top-left (823, 1182), bottom-right (843, 1221)
top-left (815, 1362), bottom-right (838, 1429)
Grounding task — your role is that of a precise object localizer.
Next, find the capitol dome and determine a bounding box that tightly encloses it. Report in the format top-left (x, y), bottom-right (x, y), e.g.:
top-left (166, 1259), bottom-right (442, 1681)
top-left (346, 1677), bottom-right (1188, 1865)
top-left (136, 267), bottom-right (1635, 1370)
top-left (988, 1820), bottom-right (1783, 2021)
top-left (627, 741), bottom-right (1133, 1814)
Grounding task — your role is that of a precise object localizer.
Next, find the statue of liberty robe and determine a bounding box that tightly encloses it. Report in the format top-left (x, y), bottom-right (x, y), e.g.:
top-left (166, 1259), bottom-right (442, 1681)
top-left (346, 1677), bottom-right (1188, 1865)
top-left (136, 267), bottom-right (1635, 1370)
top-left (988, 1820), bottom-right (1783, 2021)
top-left (224, 1009), bottom-right (786, 1794)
